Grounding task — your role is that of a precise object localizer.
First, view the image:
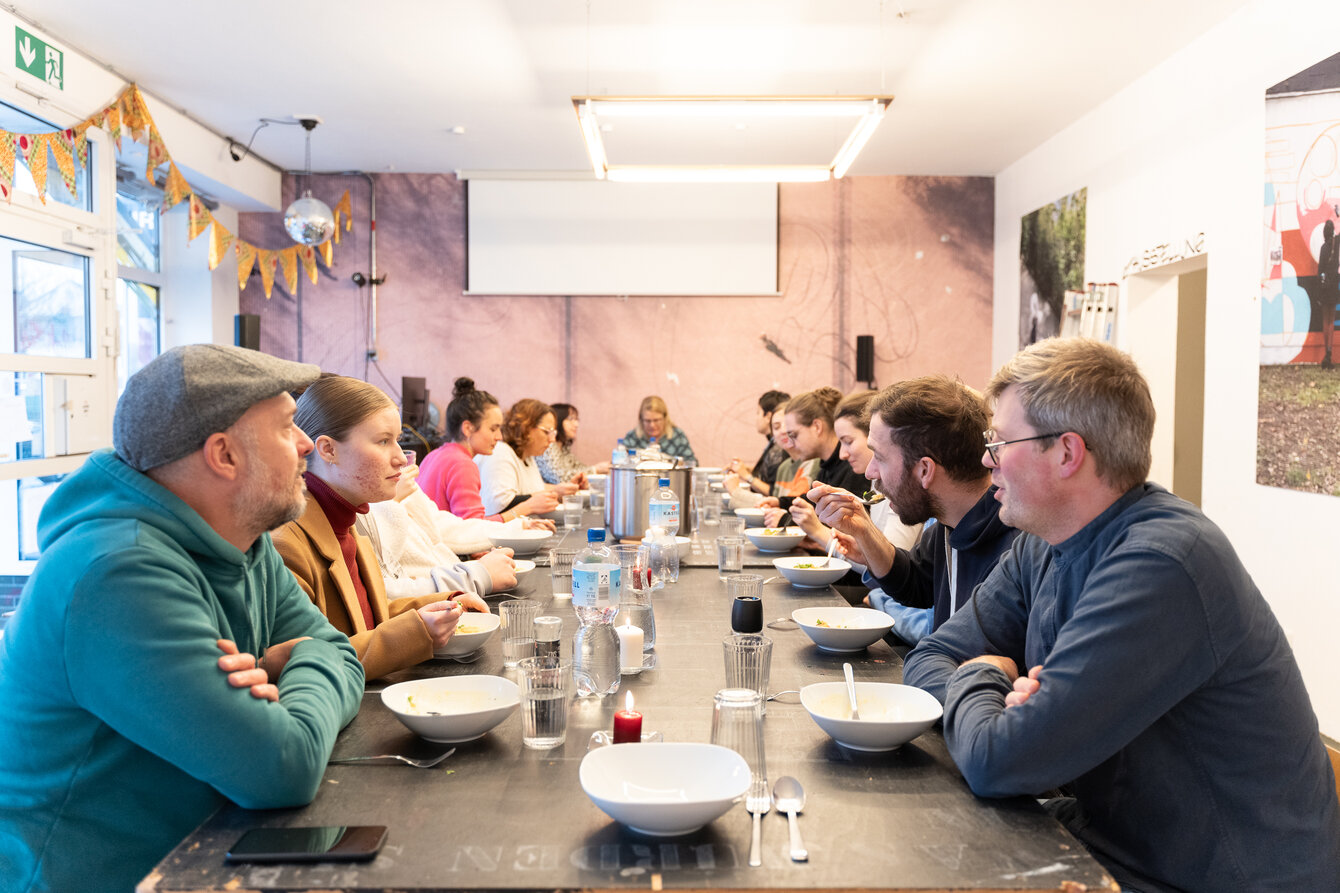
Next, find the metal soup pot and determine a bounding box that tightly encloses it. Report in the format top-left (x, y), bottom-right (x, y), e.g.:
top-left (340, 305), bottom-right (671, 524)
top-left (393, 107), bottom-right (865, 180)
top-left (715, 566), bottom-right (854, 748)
top-left (606, 465), bottom-right (692, 539)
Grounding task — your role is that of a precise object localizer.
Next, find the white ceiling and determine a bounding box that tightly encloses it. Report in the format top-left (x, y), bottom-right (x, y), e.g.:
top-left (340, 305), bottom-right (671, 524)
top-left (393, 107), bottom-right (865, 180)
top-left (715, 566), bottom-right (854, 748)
top-left (16, 0), bottom-right (1249, 177)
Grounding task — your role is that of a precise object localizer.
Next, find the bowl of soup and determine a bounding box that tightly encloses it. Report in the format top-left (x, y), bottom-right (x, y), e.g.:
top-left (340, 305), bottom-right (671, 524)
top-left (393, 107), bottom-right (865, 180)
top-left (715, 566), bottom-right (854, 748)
top-left (382, 675), bottom-right (520, 743)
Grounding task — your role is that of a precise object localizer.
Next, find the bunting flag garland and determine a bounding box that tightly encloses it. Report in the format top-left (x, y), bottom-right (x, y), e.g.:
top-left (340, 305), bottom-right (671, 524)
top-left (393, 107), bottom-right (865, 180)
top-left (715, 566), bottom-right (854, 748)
top-left (0, 83), bottom-right (349, 297)
top-left (235, 241), bottom-right (256, 292)
top-left (332, 190), bottom-right (352, 244)
top-left (208, 218), bottom-right (235, 270)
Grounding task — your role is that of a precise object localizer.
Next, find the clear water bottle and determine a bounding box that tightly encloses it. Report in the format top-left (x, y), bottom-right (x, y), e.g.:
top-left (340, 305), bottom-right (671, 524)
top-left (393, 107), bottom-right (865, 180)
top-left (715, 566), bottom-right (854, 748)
top-left (571, 528), bottom-right (621, 697)
top-left (643, 525), bottom-right (680, 585)
top-left (642, 438), bottom-right (664, 463)
top-left (648, 476), bottom-right (680, 532)
top-left (612, 437), bottom-right (628, 468)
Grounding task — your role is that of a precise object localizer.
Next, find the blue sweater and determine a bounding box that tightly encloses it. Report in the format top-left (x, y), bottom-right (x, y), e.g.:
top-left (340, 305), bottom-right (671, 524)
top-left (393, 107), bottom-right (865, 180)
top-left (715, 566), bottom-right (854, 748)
top-left (903, 483), bottom-right (1340, 893)
top-left (869, 485), bottom-right (1019, 631)
top-left (0, 450), bottom-right (365, 893)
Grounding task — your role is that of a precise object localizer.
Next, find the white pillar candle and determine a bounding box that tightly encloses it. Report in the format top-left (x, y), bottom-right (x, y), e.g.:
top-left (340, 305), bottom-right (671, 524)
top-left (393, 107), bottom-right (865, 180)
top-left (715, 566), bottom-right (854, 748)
top-left (616, 619), bottom-right (643, 672)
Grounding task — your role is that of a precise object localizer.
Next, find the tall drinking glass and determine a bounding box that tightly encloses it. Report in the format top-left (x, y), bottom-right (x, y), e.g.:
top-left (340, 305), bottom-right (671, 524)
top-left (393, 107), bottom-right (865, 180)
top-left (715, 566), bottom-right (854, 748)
top-left (723, 633), bottom-right (772, 715)
top-left (500, 600), bottom-right (538, 668)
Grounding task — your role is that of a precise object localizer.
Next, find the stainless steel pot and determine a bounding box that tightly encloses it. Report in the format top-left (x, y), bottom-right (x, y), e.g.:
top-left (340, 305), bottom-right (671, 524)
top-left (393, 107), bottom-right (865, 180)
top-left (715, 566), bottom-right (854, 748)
top-left (605, 465), bottom-right (692, 539)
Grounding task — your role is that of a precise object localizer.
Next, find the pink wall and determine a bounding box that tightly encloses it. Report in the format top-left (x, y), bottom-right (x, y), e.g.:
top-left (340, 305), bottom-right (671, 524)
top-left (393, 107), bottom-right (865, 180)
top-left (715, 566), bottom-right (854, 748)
top-left (240, 173), bottom-right (993, 468)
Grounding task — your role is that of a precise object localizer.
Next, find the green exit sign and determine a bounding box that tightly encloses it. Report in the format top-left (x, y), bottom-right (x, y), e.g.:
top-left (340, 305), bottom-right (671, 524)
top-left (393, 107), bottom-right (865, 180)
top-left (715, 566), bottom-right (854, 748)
top-left (15, 27), bottom-right (62, 91)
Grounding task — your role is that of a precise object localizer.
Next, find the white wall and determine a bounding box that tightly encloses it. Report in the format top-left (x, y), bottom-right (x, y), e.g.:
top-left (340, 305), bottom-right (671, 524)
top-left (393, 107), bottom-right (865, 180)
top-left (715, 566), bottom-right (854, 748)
top-left (993, 0), bottom-right (1340, 735)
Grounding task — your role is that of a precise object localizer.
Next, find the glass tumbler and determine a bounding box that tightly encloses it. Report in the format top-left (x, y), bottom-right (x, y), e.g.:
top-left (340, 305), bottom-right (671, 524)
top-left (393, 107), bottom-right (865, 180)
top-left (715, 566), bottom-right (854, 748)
top-left (716, 535), bottom-right (744, 581)
top-left (499, 599), bottom-right (539, 668)
top-left (549, 548), bottom-right (577, 597)
top-left (518, 655), bottom-right (569, 749)
top-left (723, 633), bottom-right (772, 715)
top-left (710, 687), bottom-right (767, 790)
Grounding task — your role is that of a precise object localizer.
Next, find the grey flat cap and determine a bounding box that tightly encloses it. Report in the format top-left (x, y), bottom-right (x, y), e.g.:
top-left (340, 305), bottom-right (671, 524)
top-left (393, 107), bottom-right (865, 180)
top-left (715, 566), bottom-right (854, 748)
top-left (114, 344), bottom-right (321, 471)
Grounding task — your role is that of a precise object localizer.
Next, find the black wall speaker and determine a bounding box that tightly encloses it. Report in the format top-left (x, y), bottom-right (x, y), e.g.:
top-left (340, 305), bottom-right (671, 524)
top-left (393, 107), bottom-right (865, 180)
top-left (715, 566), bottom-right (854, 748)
top-left (234, 314), bottom-right (260, 351)
top-left (855, 334), bottom-right (875, 384)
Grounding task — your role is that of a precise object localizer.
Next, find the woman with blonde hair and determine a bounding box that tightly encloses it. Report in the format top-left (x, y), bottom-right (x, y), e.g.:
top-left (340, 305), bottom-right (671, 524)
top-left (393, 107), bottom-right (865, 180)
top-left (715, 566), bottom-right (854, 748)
top-left (273, 375), bottom-right (485, 680)
top-left (621, 395), bottom-right (695, 462)
top-left (476, 398), bottom-right (575, 517)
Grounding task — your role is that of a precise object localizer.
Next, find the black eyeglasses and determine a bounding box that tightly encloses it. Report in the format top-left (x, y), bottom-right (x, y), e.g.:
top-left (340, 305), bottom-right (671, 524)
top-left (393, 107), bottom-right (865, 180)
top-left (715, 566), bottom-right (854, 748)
top-left (982, 430), bottom-right (1064, 464)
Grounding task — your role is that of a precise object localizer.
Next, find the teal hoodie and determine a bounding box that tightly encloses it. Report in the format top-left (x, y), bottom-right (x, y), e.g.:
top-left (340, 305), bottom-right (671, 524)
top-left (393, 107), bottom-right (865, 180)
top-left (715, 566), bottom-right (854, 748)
top-left (0, 450), bottom-right (365, 893)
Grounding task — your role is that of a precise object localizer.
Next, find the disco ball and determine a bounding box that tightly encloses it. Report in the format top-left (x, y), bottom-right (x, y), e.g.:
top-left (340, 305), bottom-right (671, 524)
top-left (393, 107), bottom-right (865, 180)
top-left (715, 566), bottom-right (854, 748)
top-left (283, 191), bottom-right (335, 246)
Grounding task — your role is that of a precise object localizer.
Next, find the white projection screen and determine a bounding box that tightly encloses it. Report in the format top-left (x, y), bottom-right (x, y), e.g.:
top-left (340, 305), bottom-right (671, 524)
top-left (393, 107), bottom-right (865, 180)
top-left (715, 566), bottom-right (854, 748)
top-left (465, 180), bottom-right (778, 296)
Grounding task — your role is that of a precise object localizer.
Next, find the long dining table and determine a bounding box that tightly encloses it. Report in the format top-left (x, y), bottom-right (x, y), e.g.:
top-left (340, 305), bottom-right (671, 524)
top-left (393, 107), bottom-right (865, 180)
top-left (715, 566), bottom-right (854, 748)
top-left (141, 515), bottom-right (1116, 893)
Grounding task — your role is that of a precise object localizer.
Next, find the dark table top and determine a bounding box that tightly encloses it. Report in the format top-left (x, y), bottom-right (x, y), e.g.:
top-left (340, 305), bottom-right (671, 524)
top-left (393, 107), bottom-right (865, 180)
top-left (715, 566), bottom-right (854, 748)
top-left (143, 535), bottom-right (1115, 893)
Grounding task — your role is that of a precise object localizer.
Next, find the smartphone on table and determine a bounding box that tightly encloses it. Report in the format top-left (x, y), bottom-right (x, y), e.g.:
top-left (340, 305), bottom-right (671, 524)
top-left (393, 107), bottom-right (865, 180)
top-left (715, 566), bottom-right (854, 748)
top-left (224, 825), bottom-right (388, 863)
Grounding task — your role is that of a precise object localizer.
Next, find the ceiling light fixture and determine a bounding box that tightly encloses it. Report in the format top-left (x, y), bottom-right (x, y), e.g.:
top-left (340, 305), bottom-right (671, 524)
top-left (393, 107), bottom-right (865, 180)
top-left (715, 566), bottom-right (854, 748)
top-left (572, 95), bottom-right (892, 183)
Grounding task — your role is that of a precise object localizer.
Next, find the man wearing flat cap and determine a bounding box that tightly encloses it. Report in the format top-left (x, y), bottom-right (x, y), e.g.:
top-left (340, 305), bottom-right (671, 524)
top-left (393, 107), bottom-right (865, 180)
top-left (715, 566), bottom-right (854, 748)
top-left (0, 345), bottom-right (365, 893)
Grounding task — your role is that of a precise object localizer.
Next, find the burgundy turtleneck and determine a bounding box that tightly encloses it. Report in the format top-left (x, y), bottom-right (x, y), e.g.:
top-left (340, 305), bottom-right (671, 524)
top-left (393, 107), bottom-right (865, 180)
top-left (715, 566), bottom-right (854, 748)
top-left (303, 471), bottom-right (375, 630)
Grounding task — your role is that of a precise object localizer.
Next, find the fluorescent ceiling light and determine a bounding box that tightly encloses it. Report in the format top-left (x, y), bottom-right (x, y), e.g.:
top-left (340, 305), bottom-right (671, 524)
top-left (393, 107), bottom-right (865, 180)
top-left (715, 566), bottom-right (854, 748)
top-left (572, 95), bottom-right (892, 183)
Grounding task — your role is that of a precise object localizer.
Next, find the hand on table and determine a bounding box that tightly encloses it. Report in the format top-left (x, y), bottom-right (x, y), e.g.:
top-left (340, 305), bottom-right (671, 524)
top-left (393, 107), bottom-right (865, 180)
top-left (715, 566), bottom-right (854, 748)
top-left (418, 600), bottom-right (464, 649)
top-left (571, 471), bottom-right (589, 490)
top-left (480, 547), bottom-right (517, 592)
top-left (523, 516), bottom-right (556, 532)
top-left (757, 496), bottom-right (780, 508)
top-left (518, 491), bottom-right (559, 515)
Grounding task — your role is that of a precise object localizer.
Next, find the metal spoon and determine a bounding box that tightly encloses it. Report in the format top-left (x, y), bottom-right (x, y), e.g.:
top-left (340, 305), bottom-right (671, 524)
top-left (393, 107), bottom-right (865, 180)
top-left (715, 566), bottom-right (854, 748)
top-left (771, 776), bottom-right (808, 862)
top-left (843, 662), bottom-right (860, 720)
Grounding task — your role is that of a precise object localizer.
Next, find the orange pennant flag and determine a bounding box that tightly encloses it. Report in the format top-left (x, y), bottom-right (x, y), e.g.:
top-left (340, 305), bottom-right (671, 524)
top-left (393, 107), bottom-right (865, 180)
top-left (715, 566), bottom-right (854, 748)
top-left (186, 193), bottom-right (212, 242)
top-left (121, 87), bottom-right (146, 144)
top-left (208, 218), bottom-right (235, 271)
top-left (278, 247), bottom-right (299, 296)
top-left (332, 190), bottom-right (352, 245)
top-left (23, 134), bottom-right (49, 204)
top-left (0, 135), bottom-right (15, 204)
top-left (256, 249), bottom-right (279, 299)
top-left (318, 238), bottom-right (333, 269)
top-left (103, 103), bottom-right (122, 150)
top-left (49, 132), bottom-right (76, 199)
top-left (235, 241), bottom-right (257, 292)
top-left (72, 122), bottom-right (91, 170)
top-left (298, 244), bottom-right (319, 284)
top-left (162, 163), bottom-right (191, 211)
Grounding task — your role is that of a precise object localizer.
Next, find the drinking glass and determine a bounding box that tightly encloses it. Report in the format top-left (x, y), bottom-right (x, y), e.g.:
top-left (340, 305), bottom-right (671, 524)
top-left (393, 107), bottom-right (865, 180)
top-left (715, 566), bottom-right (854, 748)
top-left (710, 687), bottom-right (767, 787)
top-left (500, 599), bottom-right (539, 667)
top-left (723, 633), bottom-right (772, 715)
top-left (716, 535), bottom-right (744, 581)
top-left (727, 574), bottom-right (764, 633)
top-left (518, 655), bottom-right (569, 749)
top-left (562, 494), bottom-right (584, 530)
top-left (549, 548), bottom-right (577, 597)
top-left (614, 544), bottom-right (656, 651)
top-left (720, 515), bottom-right (746, 537)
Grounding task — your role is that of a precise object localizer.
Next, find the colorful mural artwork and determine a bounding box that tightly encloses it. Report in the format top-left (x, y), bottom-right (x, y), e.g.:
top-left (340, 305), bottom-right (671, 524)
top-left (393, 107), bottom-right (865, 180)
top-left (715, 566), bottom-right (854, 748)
top-left (1018, 188), bottom-right (1086, 348)
top-left (1259, 52), bottom-right (1340, 496)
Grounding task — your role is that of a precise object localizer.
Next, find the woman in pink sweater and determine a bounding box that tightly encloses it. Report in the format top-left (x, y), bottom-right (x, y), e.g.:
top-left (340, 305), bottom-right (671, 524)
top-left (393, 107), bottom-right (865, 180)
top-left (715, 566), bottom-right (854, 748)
top-left (418, 377), bottom-right (558, 523)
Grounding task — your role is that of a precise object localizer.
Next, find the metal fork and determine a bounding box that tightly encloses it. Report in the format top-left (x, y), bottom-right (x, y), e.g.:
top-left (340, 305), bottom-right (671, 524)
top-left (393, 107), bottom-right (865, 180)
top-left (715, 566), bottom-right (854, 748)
top-left (329, 748), bottom-right (456, 768)
top-left (745, 778), bottom-right (770, 867)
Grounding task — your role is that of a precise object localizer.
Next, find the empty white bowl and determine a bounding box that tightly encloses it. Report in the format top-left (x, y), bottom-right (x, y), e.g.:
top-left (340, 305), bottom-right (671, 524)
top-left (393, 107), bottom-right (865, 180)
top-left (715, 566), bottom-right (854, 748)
top-left (732, 507), bottom-right (767, 526)
top-left (744, 526), bottom-right (806, 552)
top-left (800, 682), bottom-right (942, 752)
top-left (773, 555), bottom-right (851, 588)
top-left (381, 675), bottom-right (519, 743)
top-left (791, 606), bottom-right (894, 652)
top-left (580, 743), bottom-right (751, 836)
top-left (486, 528), bottom-right (554, 556)
top-left (434, 611), bottom-right (500, 658)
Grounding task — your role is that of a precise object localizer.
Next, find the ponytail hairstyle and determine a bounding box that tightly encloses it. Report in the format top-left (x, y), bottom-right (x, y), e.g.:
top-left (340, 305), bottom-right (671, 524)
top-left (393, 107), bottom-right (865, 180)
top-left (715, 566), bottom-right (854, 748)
top-left (503, 398), bottom-right (554, 455)
top-left (783, 386), bottom-right (843, 431)
top-left (835, 390), bottom-right (878, 435)
top-left (445, 377), bottom-right (499, 442)
top-left (294, 374), bottom-right (394, 444)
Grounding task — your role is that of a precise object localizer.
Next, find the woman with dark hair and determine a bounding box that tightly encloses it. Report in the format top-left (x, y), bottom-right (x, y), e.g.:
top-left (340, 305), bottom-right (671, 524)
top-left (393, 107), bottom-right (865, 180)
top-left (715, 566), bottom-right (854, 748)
top-left (536, 403), bottom-right (609, 485)
top-left (477, 399), bottom-right (576, 517)
top-left (272, 375), bottom-right (483, 680)
top-left (726, 389), bottom-right (789, 495)
top-left (621, 395), bottom-right (695, 462)
top-left (417, 378), bottom-right (558, 523)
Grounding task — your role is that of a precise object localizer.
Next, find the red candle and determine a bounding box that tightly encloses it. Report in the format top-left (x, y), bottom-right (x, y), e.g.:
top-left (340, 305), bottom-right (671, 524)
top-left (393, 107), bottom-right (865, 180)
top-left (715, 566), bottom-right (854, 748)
top-left (613, 690), bottom-right (643, 744)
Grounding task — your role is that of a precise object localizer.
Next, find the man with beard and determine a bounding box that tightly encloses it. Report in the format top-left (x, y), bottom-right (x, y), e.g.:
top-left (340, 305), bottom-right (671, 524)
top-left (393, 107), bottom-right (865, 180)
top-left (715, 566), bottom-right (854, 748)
top-left (0, 345), bottom-right (365, 893)
top-left (808, 375), bottom-right (1018, 635)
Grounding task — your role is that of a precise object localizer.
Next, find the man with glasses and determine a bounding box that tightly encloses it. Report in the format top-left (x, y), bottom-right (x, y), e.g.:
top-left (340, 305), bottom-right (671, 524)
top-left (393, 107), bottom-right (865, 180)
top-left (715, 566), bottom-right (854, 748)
top-left (809, 375), bottom-right (1019, 637)
top-left (904, 338), bottom-right (1339, 893)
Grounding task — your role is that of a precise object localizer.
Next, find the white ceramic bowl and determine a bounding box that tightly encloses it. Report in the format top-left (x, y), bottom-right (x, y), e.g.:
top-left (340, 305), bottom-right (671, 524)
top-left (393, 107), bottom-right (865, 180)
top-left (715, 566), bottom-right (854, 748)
top-left (791, 606), bottom-right (894, 652)
top-left (486, 528), bottom-right (555, 556)
top-left (580, 743), bottom-right (751, 836)
top-left (641, 533), bottom-right (691, 559)
top-left (800, 682), bottom-right (943, 752)
top-left (732, 507), bottom-right (767, 526)
top-left (744, 526), bottom-right (806, 552)
top-left (773, 555), bottom-right (851, 588)
top-left (381, 675), bottom-right (519, 743)
top-left (433, 611), bottom-right (501, 658)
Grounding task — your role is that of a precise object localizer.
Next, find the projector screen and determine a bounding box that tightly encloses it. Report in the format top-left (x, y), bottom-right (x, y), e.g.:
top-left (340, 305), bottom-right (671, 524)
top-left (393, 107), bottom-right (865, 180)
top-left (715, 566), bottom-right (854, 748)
top-left (465, 180), bottom-right (778, 296)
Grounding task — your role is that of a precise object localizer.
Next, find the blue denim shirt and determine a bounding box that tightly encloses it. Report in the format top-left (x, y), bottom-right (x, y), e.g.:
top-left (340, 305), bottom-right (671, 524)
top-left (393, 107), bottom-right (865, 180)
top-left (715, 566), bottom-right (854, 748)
top-left (904, 483), bottom-right (1340, 893)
